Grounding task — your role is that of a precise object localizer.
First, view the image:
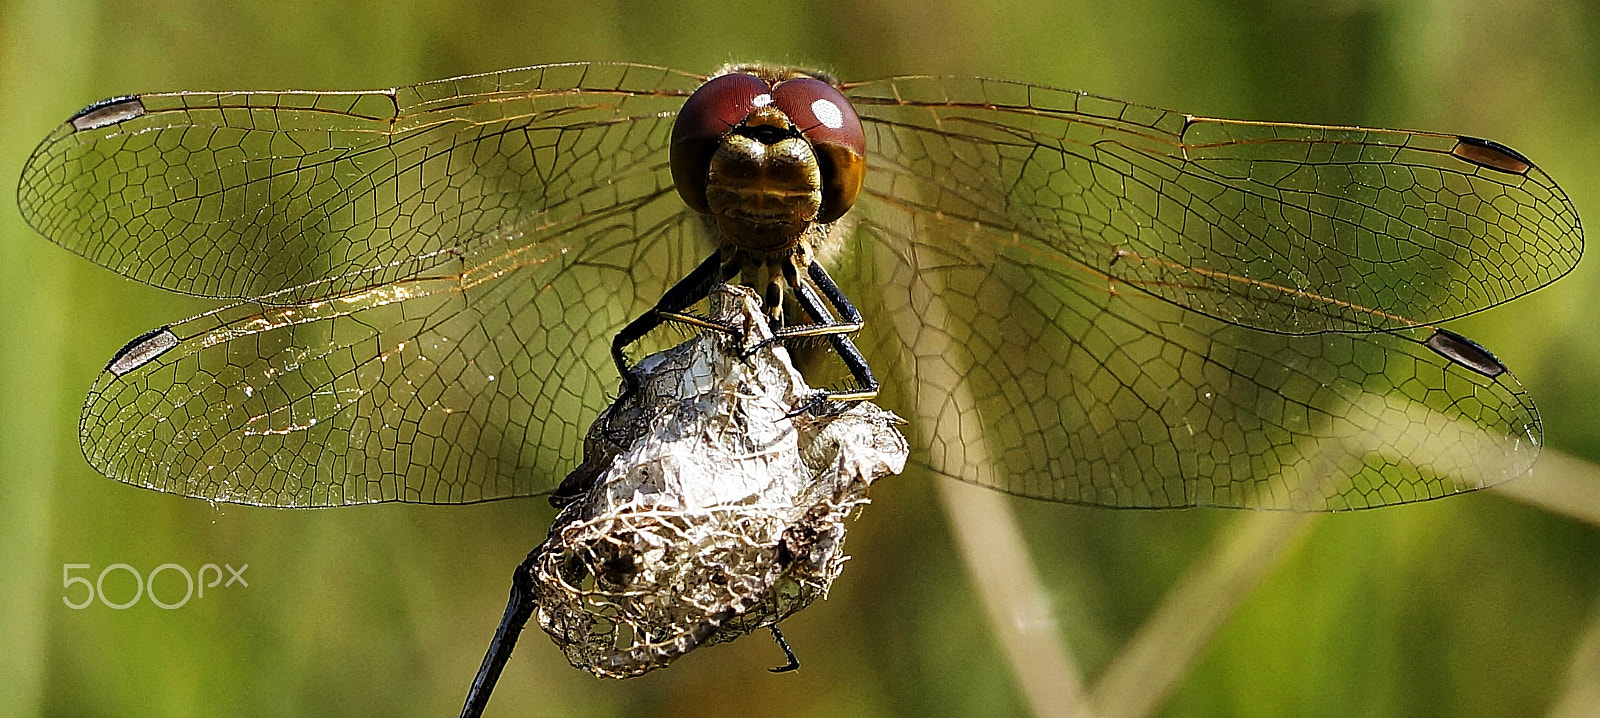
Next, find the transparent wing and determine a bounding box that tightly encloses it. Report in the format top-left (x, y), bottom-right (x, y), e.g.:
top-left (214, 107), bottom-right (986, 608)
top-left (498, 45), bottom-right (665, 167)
top-left (18, 62), bottom-right (704, 302)
top-left (837, 207), bottom-right (1540, 510)
top-left (37, 66), bottom-right (1570, 510)
top-left (43, 62), bottom-right (718, 506)
top-left (846, 76), bottom-right (1581, 334)
top-left (80, 199), bottom-right (708, 506)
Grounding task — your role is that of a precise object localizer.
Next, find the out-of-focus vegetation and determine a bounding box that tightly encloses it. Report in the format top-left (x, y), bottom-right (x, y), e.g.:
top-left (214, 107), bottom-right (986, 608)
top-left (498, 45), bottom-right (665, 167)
top-left (3, 1), bottom-right (1600, 716)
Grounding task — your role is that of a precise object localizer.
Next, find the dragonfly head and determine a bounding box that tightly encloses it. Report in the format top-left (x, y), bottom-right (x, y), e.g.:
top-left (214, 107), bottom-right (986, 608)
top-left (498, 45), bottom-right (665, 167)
top-left (672, 69), bottom-right (866, 252)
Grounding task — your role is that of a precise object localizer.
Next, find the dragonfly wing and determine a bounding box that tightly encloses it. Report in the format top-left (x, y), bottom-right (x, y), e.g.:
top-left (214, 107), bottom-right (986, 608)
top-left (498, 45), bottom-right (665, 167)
top-left (19, 62), bottom-right (704, 302)
top-left (844, 187), bottom-right (1540, 510)
top-left (79, 148), bottom-right (708, 507)
top-left (847, 75), bottom-right (1581, 334)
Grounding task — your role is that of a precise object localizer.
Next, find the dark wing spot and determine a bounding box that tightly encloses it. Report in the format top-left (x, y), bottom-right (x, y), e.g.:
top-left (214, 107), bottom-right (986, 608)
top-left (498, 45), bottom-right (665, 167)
top-left (106, 326), bottom-right (178, 376)
top-left (1425, 328), bottom-right (1507, 378)
top-left (1451, 136), bottom-right (1533, 175)
top-left (69, 96), bottom-right (147, 132)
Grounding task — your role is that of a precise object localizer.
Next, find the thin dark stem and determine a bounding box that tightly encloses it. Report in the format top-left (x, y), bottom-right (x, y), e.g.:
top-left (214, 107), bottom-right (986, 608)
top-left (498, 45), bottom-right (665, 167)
top-left (767, 624), bottom-right (801, 673)
top-left (461, 552), bottom-right (540, 718)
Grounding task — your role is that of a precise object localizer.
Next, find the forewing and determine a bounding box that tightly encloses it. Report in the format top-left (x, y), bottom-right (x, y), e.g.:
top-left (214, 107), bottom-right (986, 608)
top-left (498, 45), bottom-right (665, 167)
top-left (846, 76), bottom-right (1580, 334)
top-left (18, 62), bottom-right (703, 302)
top-left (838, 205), bottom-right (1539, 510)
top-left (79, 153), bottom-right (708, 507)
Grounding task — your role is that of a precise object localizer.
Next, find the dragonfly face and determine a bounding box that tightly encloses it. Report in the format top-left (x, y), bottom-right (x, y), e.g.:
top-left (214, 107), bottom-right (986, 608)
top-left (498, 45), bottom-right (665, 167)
top-left (670, 66), bottom-right (865, 252)
top-left (16, 60), bottom-right (1583, 709)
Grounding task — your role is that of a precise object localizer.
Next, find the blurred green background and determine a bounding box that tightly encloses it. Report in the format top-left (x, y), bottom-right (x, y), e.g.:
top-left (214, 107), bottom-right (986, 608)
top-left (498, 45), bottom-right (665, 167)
top-left (4, 1), bottom-right (1600, 716)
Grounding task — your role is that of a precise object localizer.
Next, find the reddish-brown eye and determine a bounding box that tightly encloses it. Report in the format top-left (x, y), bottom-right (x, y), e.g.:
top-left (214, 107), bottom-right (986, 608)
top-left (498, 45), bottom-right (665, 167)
top-left (671, 73), bottom-right (771, 214)
top-left (771, 77), bottom-right (866, 223)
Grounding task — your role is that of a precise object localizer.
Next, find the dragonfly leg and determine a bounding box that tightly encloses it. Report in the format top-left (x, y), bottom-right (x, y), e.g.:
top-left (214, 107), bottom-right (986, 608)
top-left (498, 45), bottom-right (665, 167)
top-left (767, 624), bottom-right (801, 673)
top-left (763, 278), bottom-right (786, 332)
top-left (774, 258), bottom-right (879, 404)
top-left (611, 250), bottom-right (739, 390)
top-left (768, 260), bottom-right (863, 341)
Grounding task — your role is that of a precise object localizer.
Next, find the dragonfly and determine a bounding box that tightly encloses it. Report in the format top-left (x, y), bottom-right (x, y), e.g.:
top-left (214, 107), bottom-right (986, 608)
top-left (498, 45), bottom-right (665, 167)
top-left (18, 60), bottom-right (1581, 709)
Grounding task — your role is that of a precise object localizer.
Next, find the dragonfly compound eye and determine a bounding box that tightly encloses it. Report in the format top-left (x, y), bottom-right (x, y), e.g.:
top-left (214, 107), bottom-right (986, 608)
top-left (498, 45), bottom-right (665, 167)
top-left (670, 72), bottom-right (772, 215)
top-left (771, 77), bottom-right (865, 223)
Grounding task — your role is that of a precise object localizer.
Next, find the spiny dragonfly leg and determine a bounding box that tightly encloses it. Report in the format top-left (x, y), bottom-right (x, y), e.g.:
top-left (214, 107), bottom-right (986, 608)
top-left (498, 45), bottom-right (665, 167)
top-left (767, 624), bottom-right (801, 673)
top-left (775, 258), bottom-right (879, 405)
top-left (611, 250), bottom-right (739, 391)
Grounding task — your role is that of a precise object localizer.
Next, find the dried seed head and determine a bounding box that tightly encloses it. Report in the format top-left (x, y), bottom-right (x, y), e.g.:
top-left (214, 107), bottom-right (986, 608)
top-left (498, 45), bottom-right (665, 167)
top-left (533, 284), bottom-right (907, 678)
